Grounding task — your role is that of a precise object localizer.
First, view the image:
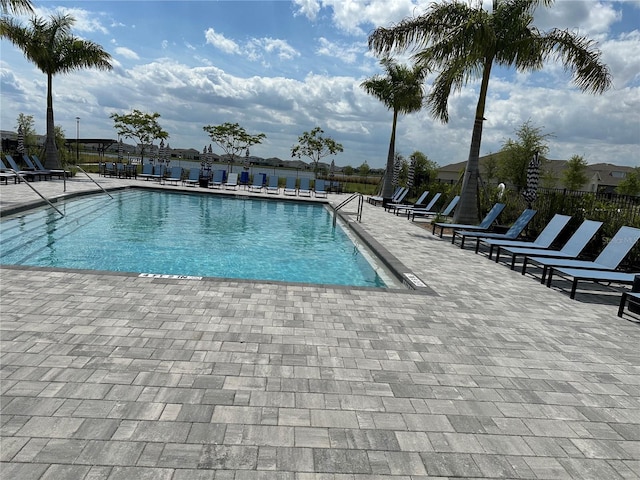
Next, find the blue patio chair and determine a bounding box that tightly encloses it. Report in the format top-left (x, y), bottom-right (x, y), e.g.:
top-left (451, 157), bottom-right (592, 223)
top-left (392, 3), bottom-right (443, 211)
top-left (225, 172), bottom-right (239, 190)
top-left (166, 166), bottom-right (183, 185)
top-left (399, 192), bottom-right (442, 218)
top-left (368, 186), bottom-right (401, 206)
top-left (314, 179), bottom-right (327, 198)
top-left (284, 177), bottom-right (297, 196)
top-left (386, 190), bottom-right (429, 214)
top-left (500, 219), bottom-right (604, 273)
top-left (23, 155), bottom-right (54, 179)
top-left (183, 168), bottom-right (200, 187)
top-left (266, 175), bottom-right (280, 194)
top-left (138, 163), bottom-right (154, 180)
top-left (249, 173), bottom-right (264, 192)
top-left (535, 226), bottom-right (640, 284)
top-left (483, 214), bottom-right (572, 259)
top-left (4, 155), bottom-right (45, 181)
top-left (618, 275), bottom-right (640, 317)
top-left (411, 195), bottom-right (459, 221)
top-left (549, 269), bottom-right (640, 300)
top-left (210, 169), bottom-right (225, 188)
top-left (31, 155), bottom-right (67, 178)
top-left (454, 208), bottom-right (538, 248)
top-left (432, 203), bottom-right (506, 238)
top-left (299, 177), bottom-right (311, 197)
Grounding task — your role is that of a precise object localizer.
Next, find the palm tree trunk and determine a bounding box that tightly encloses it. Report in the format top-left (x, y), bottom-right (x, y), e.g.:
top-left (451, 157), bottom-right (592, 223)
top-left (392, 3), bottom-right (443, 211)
top-left (43, 73), bottom-right (60, 170)
top-left (382, 109), bottom-right (398, 198)
top-left (452, 60), bottom-right (492, 224)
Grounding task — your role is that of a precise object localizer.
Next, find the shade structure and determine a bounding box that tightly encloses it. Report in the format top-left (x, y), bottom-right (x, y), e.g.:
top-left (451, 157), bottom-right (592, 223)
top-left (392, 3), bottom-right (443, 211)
top-left (330, 159), bottom-right (335, 178)
top-left (522, 152), bottom-right (540, 206)
top-left (117, 139), bottom-right (123, 162)
top-left (407, 156), bottom-right (416, 188)
top-left (207, 145), bottom-right (213, 166)
top-left (17, 125), bottom-right (25, 155)
top-left (244, 147), bottom-right (250, 170)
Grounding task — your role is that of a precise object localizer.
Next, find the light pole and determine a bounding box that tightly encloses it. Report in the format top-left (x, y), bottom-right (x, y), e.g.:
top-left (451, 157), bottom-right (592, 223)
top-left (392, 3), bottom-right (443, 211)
top-left (75, 117), bottom-right (80, 164)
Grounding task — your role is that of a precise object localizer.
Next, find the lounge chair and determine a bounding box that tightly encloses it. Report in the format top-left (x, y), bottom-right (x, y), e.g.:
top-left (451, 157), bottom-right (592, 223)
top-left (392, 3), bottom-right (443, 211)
top-left (150, 164), bottom-right (166, 182)
top-left (225, 172), bottom-right (239, 190)
top-left (386, 190), bottom-right (429, 214)
top-left (249, 174), bottom-right (264, 192)
top-left (368, 186), bottom-right (401, 206)
top-left (383, 188), bottom-right (410, 212)
top-left (533, 226), bottom-right (640, 284)
top-left (183, 168), bottom-right (200, 187)
top-left (399, 192), bottom-right (441, 218)
top-left (482, 214), bottom-right (572, 258)
top-left (298, 177), bottom-right (311, 197)
top-left (166, 166), bottom-right (183, 185)
top-left (31, 155), bottom-right (67, 179)
top-left (138, 163), bottom-right (154, 180)
top-left (0, 159), bottom-right (17, 184)
top-left (209, 169), bottom-right (225, 188)
top-left (3, 155), bottom-right (45, 181)
top-left (314, 179), bottom-right (327, 198)
top-left (454, 208), bottom-right (537, 248)
top-left (25, 155), bottom-right (64, 179)
top-left (618, 276), bottom-right (640, 317)
top-left (432, 202), bottom-right (506, 238)
top-left (548, 268), bottom-right (640, 300)
top-left (283, 177), bottom-right (297, 196)
top-left (500, 219), bottom-right (604, 273)
top-left (411, 195), bottom-right (459, 221)
top-left (266, 175), bottom-right (280, 194)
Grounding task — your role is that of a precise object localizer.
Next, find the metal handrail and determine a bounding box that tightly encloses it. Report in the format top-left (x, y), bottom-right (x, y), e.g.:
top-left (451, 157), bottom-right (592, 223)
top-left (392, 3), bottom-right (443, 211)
top-left (6, 168), bottom-right (65, 217)
top-left (75, 164), bottom-right (113, 199)
top-left (332, 192), bottom-right (363, 226)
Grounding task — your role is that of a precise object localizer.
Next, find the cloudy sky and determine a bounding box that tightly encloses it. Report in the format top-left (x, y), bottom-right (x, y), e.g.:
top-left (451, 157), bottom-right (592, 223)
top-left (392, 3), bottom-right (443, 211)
top-left (1, 0), bottom-right (639, 168)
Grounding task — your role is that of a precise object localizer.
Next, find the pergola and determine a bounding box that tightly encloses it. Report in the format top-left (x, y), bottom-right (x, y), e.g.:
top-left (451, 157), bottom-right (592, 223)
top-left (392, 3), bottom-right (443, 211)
top-left (65, 139), bottom-right (117, 157)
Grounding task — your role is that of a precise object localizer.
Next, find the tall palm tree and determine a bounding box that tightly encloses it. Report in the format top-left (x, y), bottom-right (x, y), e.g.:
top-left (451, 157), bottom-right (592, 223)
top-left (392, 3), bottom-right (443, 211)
top-left (1, 0), bottom-right (33, 15)
top-left (1, 14), bottom-right (112, 169)
top-left (369, 0), bottom-right (611, 223)
top-left (361, 58), bottom-right (426, 198)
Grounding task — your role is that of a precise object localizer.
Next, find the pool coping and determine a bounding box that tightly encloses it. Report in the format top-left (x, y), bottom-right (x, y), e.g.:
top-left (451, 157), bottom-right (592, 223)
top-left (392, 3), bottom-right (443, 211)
top-left (0, 185), bottom-right (435, 295)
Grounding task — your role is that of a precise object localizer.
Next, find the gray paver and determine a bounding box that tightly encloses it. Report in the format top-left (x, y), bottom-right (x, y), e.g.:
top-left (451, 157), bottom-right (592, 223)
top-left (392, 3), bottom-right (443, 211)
top-left (1, 178), bottom-right (639, 478)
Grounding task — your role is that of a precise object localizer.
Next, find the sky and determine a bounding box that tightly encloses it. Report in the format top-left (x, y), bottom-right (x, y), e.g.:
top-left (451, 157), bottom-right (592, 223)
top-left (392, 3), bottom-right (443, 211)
top-left (1, 0), bottom-right (639, 169)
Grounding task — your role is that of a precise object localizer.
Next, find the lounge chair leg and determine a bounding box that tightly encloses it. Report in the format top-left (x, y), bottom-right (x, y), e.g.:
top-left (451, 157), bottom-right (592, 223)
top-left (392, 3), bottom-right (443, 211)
top-left (520, 257), bottom-right (528, 274)
top-left (570, 279), bottom-right (579, 299)
top-left (618, 292), bottom-right (628, 317)
top-left (475, 239), bottom-right (480, 254)
top-left (545, 268), bottom-right (554, 287)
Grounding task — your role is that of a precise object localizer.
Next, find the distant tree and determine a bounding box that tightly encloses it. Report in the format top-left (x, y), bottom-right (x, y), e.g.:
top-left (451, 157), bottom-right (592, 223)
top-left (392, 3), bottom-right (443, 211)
top-left (15, 113), bottom-right (37, 153)
top-left (203, 122), bottom-right (266, 165)
top-left (616, 167), bottom-right (640, 196)
top-left (1, 14), bottom-right (112, 169)
top-left (1, 0), bottom-right (33, 15)
top-left (562, 155), bottom-right (589, 191)
top-left (343, 165), bottom-right (354, 176)
top-left (359, 161), bottom-right (370, 176)
top-left (409, 150), bottom-right (438, 187)
top-left (483, 154), bottom-right (499, 185)
top-left (291, 127), bottom-right (343, 177)
top-left (361, 58), bottom-right (426, 198)
top-left (111, 110), bottom-right (169, 163)
top-left (499, 121), bottom-right (551, 190)
top-left (369, 0), bottom-right (611, 224)
top-left (54, 125), bottom-right (69, 164)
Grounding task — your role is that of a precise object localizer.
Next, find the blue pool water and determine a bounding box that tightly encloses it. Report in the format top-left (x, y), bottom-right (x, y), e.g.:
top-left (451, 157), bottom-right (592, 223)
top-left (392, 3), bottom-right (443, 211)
top-left (1, 189), bottom-right (393, 288)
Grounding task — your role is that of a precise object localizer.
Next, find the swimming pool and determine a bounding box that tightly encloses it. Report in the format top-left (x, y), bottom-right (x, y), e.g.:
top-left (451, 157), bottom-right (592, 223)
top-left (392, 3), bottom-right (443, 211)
top-left (0, 189), bottom-right (400, 288)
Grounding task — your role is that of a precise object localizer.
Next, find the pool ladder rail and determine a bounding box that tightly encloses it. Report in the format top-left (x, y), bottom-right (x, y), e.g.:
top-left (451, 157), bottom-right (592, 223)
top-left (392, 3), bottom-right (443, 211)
top-left (332, 192), bottom-right (363, 227)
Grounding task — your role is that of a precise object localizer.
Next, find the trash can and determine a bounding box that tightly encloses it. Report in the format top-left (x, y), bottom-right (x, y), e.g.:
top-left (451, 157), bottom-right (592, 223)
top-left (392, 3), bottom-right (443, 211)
top-left (199, 177), bottom-right (209, 188)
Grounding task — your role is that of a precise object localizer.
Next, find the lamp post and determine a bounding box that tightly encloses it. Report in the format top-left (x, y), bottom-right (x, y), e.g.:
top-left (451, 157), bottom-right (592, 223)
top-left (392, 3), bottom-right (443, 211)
top-left (75, 117), bottom-right (80, 164)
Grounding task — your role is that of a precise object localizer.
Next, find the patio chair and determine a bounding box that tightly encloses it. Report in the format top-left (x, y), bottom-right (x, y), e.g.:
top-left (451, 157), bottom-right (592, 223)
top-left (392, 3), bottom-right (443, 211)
top-left (266, 175), bottom-right (280, 194)
top-left (283, 177), bottom-right (297, 196)
top-left (166, 166), bottom-right (183, 185)
top-left (535, 226), bottom-right (640, 284)
top-left (411, 195), bottom-right (459, 221)
top-left (138, 163), bottom-right (154, 180)
top-left (225, 172), bottom-right (239, 190)
top-left (314, 179), bottom-right (327, 198)
top-left (210, 169), bottom-right (225, 188)
top-left (432, 202), bottom-right (506, 238)
top-left (25, 155), bottom-right (65, 179)
top-left (249, 173), bottom-right (264, 192)
top-left (395, 192), bottom-right (440, 218)
top-left (368, 186), bottom-right (401, 206)
top-left (499, 219), bottom-right (603, 273)
top-left (150, 164), bottom-right (166, 182)
top-left (453, 208), bottom-right (537, 248)
top-left (548, 268), bottom-right (640, 300)
top-left (618, 275), bottom-right (640, 317)
top-left (383, 188), bottom-right (411, 212)
top-left (483, 214), bottom-right (572, 259)
top-left (386, 190), bottom-right (429, 214)
top-left (0, 159), bottom-right (17, 184)
top-left (298, 177), bottom-right (311, 197)
top-left (3, 155), bottom-right (44, 181)
top-left (183, 168), bottom-right (200, 187)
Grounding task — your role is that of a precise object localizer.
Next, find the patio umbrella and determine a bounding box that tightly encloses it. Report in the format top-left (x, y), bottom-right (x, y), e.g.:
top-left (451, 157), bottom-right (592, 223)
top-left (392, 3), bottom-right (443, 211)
top-left (407, 156), bottom-right (415, 189)
top-left (392, 156), bottom-right (401, 186)
top-left (244, 147), bottom-right (250, 170)
top-left (202, 146), bottom-right (207, 166)
top-left (158, 139), bottom-right (165, 164)
top-left (330, 159), bottom-right (335, 178)
top-left (522, 151), bottom-right (540, 207)
top-left (17, 125), bottom-right (25, 155)
top-left (117, 139), bottom-right (123, 163)
top-left (207, 145), bottom-right (213, 166)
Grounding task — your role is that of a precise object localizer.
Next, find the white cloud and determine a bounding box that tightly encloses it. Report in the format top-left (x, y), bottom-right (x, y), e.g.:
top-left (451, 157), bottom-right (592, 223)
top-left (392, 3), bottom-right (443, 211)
top-left (292, 0), bottom-right (321, 21)
top-left (261, 38), bottom-right (300, 61)
top-left (204, 28), bottom-right (242, 55)
top-left (114, 47), bottom-right (139, 61)
top-left (316, 37), bottom-right (363, 64)
top-left (32, 5), bottom-right (110, 35)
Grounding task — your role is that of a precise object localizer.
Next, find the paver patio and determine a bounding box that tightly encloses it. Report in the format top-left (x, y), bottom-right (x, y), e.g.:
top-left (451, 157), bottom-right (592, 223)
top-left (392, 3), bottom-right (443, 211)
top-left (1, 174), bottom-right (639, 479)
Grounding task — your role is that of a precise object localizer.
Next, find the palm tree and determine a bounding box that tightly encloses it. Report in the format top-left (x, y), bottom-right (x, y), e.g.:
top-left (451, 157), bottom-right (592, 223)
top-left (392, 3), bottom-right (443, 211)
top-left (361, 58), bottom-right (426, 199)
top-left (1, 14), bottom-right (112, 169)
top-left (1, 0), bottom-right (33, 15)
top-left (369, 0), bottom-right (611, 223)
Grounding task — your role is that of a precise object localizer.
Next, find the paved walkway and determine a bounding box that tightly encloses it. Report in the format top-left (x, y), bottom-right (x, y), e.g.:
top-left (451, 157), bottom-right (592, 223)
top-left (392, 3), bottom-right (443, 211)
top-left (1, 175), bottom-right (639, 479)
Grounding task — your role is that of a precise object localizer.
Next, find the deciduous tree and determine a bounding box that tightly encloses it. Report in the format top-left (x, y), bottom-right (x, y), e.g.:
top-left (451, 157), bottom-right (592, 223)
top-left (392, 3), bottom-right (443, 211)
top-left (291, 127), bottom-right (343, 177)
top-left (562, 155), bottom-right (589, 191)
top-left (203, 122), bottom-right (266, 165)
top-left (111, 110), bottom-right (169, 163)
